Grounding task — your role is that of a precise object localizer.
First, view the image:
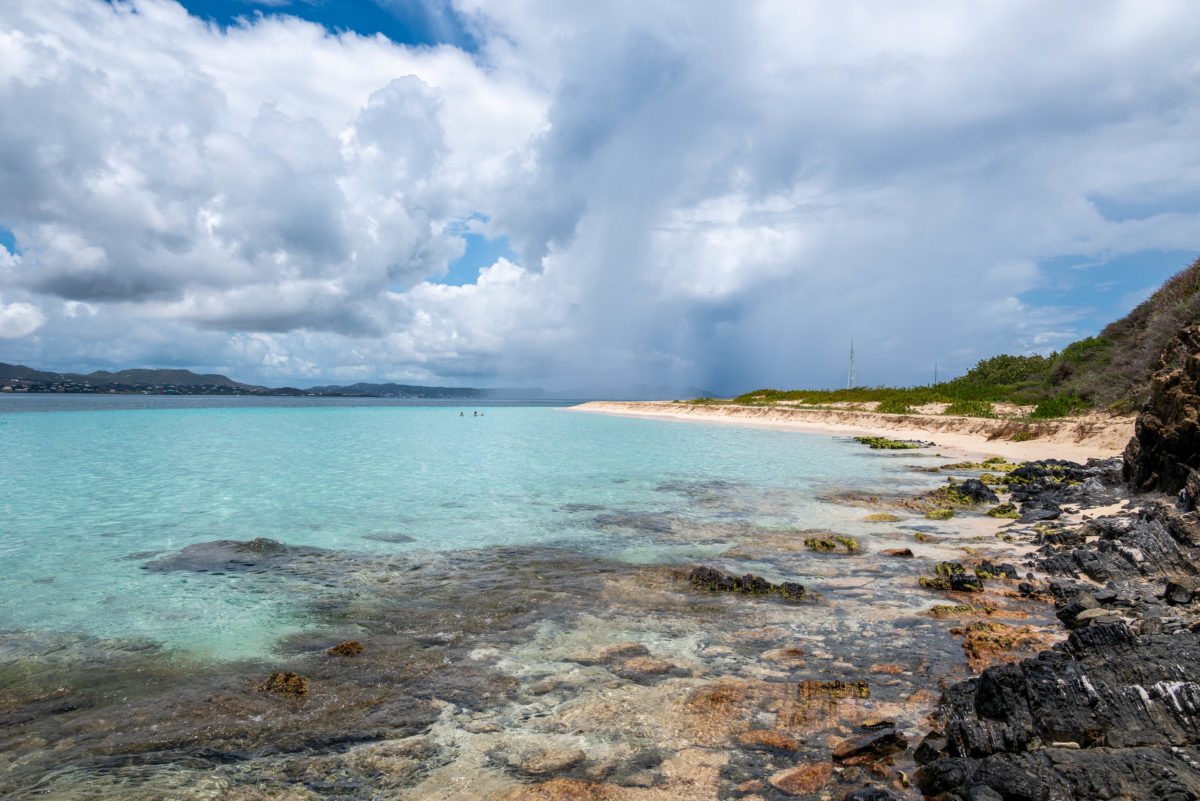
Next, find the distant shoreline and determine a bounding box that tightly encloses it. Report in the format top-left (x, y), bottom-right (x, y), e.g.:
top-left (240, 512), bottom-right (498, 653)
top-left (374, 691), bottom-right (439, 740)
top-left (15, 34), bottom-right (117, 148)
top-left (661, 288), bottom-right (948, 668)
top-left (568, 400), bottom-right (1134, 463)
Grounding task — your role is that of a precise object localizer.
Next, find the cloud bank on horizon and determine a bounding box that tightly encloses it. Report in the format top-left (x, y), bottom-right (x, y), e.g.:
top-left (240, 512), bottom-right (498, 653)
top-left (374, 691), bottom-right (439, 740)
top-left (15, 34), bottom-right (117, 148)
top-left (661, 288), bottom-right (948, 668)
top-left (0, 0), bottom-right (1198, 393)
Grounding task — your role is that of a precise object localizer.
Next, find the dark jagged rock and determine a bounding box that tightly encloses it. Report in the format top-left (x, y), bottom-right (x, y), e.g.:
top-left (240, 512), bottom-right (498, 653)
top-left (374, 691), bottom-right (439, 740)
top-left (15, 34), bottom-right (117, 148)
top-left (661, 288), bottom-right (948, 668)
top-left (957, 479), bottom-right (999, 504)
top-left (1032, 507), bottom-right (1199, 582)
top-left (1019, 508), bottom-right (1062, 524)
top-left (686, 566), bottom-right (806, 602)
top-left (1124, 327), bottom-right (1200, 509)
top-left (917, 622), bottom-right (1200, 799)
top-left (920, 746), bottom-right (1200, 801)
top-left (1008, 459), bottom-right (1124, 515)
top-left (143, 538), bottom-right (331, 574)
top-left (914, 731), bottom-right (946, 765)
top-left (977, 560), bottom-right (1018, 579)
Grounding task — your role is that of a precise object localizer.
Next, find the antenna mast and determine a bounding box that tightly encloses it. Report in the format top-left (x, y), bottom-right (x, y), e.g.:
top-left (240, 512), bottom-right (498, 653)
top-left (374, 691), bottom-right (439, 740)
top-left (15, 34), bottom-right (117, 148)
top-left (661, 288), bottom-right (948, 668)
top-left (847, 340), bottom-right (856, 389)
top-left (934, 361), bottom-right (938, 385)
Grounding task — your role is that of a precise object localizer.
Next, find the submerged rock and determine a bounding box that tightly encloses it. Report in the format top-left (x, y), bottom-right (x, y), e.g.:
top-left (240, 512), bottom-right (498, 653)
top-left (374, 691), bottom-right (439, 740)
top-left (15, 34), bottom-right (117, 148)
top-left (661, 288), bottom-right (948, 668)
top-left (568, 642), bottom-right (650, 665)
top-left (260, 671), bottom-right (308, 696)
top-left (768, 762), bottom-right (833, 796)
top-left (327, 640), bottom-right (364, 656)
top-left (736, 728), bottom-right (801, 752)
top-left (832, 728), bottom-right (907, 762)
top-left (143, 538), bottom-right (330, 574)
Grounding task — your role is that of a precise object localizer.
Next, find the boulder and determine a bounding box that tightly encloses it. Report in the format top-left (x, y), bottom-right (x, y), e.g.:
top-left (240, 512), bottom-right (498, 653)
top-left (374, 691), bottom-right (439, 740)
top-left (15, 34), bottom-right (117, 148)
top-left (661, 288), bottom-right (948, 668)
top-left (1166, 576), bottom-right (1200, 605)
top-left (1055, 591), bottom-right (1100, 629)
top-left (1124, 326), bottom-right (1200, 509)
top-left (958, 479), bottom-right (1000, 504)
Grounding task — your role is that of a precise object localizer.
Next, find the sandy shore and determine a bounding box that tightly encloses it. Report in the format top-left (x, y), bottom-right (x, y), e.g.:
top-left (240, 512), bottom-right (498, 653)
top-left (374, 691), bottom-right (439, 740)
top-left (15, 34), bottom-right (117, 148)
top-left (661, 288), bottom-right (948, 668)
top-left (568, 401), bottom-right (1135, 462)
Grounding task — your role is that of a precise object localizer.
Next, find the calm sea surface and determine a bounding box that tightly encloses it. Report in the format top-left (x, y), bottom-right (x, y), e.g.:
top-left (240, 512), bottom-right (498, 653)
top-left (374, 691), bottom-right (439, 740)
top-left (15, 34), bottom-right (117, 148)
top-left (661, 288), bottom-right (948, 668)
top-left (0, 396), bottom-right (935, 659)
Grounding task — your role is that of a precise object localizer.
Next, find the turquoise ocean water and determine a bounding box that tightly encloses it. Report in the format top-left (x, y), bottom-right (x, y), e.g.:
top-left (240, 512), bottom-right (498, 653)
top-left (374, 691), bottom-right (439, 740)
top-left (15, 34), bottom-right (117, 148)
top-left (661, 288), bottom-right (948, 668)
top-left (0, 397), bottom-right (936, 660)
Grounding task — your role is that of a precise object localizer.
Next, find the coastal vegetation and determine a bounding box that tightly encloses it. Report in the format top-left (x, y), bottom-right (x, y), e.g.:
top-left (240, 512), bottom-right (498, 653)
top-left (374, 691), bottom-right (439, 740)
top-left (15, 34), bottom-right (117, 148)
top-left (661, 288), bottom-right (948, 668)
top-left (700, 256), bottom-right (1200, 418)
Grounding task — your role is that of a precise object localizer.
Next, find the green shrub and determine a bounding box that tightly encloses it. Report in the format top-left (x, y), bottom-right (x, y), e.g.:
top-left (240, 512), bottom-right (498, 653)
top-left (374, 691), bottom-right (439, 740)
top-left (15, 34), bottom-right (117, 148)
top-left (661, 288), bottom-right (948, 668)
top-left (1029, 394), bottom-right (1087, 419)
top-left (875, 397), bottom-right (917, 414)
top-left (943, 400), bottom-right (996, 418)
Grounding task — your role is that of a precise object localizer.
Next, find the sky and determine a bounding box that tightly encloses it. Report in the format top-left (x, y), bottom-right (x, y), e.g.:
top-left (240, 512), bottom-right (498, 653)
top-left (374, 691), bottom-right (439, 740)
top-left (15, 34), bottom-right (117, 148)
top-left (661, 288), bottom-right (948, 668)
top-left (0, 1), bottom-right (1198, 394)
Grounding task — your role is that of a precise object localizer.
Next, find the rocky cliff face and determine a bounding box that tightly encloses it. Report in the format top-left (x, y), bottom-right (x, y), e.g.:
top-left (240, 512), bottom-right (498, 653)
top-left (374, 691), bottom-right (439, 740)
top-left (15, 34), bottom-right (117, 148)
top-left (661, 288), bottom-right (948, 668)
top-left (1123, 325), bottom-right (1200, 509)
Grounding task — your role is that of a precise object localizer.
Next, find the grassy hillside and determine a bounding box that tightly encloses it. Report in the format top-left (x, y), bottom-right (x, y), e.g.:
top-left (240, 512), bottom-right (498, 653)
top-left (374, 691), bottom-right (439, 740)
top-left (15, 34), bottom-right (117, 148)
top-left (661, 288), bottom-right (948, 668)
top-left (723, 255), bottom-right (1200, 417)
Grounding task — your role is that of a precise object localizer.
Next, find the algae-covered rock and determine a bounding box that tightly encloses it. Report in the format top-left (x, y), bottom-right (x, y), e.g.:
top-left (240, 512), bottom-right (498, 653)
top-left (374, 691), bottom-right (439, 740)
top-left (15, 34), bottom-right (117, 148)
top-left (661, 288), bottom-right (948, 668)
top-left (987, 503), bottom-right (1019, 518)
top-left (687, 566), bottom-right (806, 601)
top-left (327, 640), bottom-right (363, 656)
top-left (260, 671), bottom-right (308, 696)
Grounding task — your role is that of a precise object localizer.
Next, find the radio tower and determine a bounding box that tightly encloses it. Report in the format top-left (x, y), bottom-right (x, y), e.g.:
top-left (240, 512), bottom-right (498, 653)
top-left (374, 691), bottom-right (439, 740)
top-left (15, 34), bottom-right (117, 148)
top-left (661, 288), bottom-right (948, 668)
top-left (847, 340), bottom-right (856, 389)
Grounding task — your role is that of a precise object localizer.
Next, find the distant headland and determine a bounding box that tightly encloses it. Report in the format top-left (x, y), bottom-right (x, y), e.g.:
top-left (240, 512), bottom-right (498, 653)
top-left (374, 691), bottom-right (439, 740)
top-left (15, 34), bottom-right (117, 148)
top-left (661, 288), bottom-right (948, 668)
top-left (0, 363), bottom-right (544, 399)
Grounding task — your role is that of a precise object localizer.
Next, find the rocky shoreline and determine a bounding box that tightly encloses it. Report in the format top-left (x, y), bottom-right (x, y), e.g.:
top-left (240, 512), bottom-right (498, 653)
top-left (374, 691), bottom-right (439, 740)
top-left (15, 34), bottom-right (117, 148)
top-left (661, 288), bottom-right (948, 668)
top-left (909, 339), bottom-right (1200, 801)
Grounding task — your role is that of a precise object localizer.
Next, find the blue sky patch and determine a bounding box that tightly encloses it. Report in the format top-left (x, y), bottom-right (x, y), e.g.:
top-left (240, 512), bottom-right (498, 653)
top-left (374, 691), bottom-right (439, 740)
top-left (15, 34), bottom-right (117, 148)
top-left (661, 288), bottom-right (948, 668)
top-left (170, 0), bottom-right (478, 50)
top-left (0, 228), bottom-right (18, 256)
top-left (437, 229), bottom-right (517, 286)
top-left (1028, 249), bottom-right (1197, 335)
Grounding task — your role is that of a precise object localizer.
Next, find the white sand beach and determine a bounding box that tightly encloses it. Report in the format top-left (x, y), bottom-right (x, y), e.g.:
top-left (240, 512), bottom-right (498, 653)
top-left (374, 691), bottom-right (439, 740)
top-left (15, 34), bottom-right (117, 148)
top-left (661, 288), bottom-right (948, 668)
top-left (568, 401), bottom-right (1135, 463)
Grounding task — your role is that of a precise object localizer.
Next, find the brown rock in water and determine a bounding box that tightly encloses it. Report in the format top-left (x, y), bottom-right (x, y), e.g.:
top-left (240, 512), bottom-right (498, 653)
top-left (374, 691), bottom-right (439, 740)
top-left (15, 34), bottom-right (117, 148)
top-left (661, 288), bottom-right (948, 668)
top-left (762, 646), bottom-right (806, 662)
top-left (768, 762), bottom-right (833, 796)
top-left (796, 680), bottom-right (870, 699)
top-left (327, 640), bottom-right (363, 656)
top-left (612, 655), bottom-right (674, 680)
top-left (880, 548), bottom-right (914, 558)
top-left (1124, 325), bottom-right (1200, 507)
top-left (260, 671), bottom-right (308, 696)
top-left (869, 664), bottom-right (905, 674)
top-left (736, 729), bottom-right (802, 752)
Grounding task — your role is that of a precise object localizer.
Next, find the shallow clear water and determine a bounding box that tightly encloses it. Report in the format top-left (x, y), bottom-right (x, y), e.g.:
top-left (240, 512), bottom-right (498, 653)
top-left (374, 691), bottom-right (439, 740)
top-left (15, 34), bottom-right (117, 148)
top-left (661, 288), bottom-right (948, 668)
top-left (0, 399), bottom-right (935, 660)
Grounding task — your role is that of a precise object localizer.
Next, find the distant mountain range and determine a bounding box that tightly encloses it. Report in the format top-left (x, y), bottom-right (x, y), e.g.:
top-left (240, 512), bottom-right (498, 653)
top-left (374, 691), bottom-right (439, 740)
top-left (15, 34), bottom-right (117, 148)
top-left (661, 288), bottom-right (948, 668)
top-left (0, 361), bottom-right (711, 400)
